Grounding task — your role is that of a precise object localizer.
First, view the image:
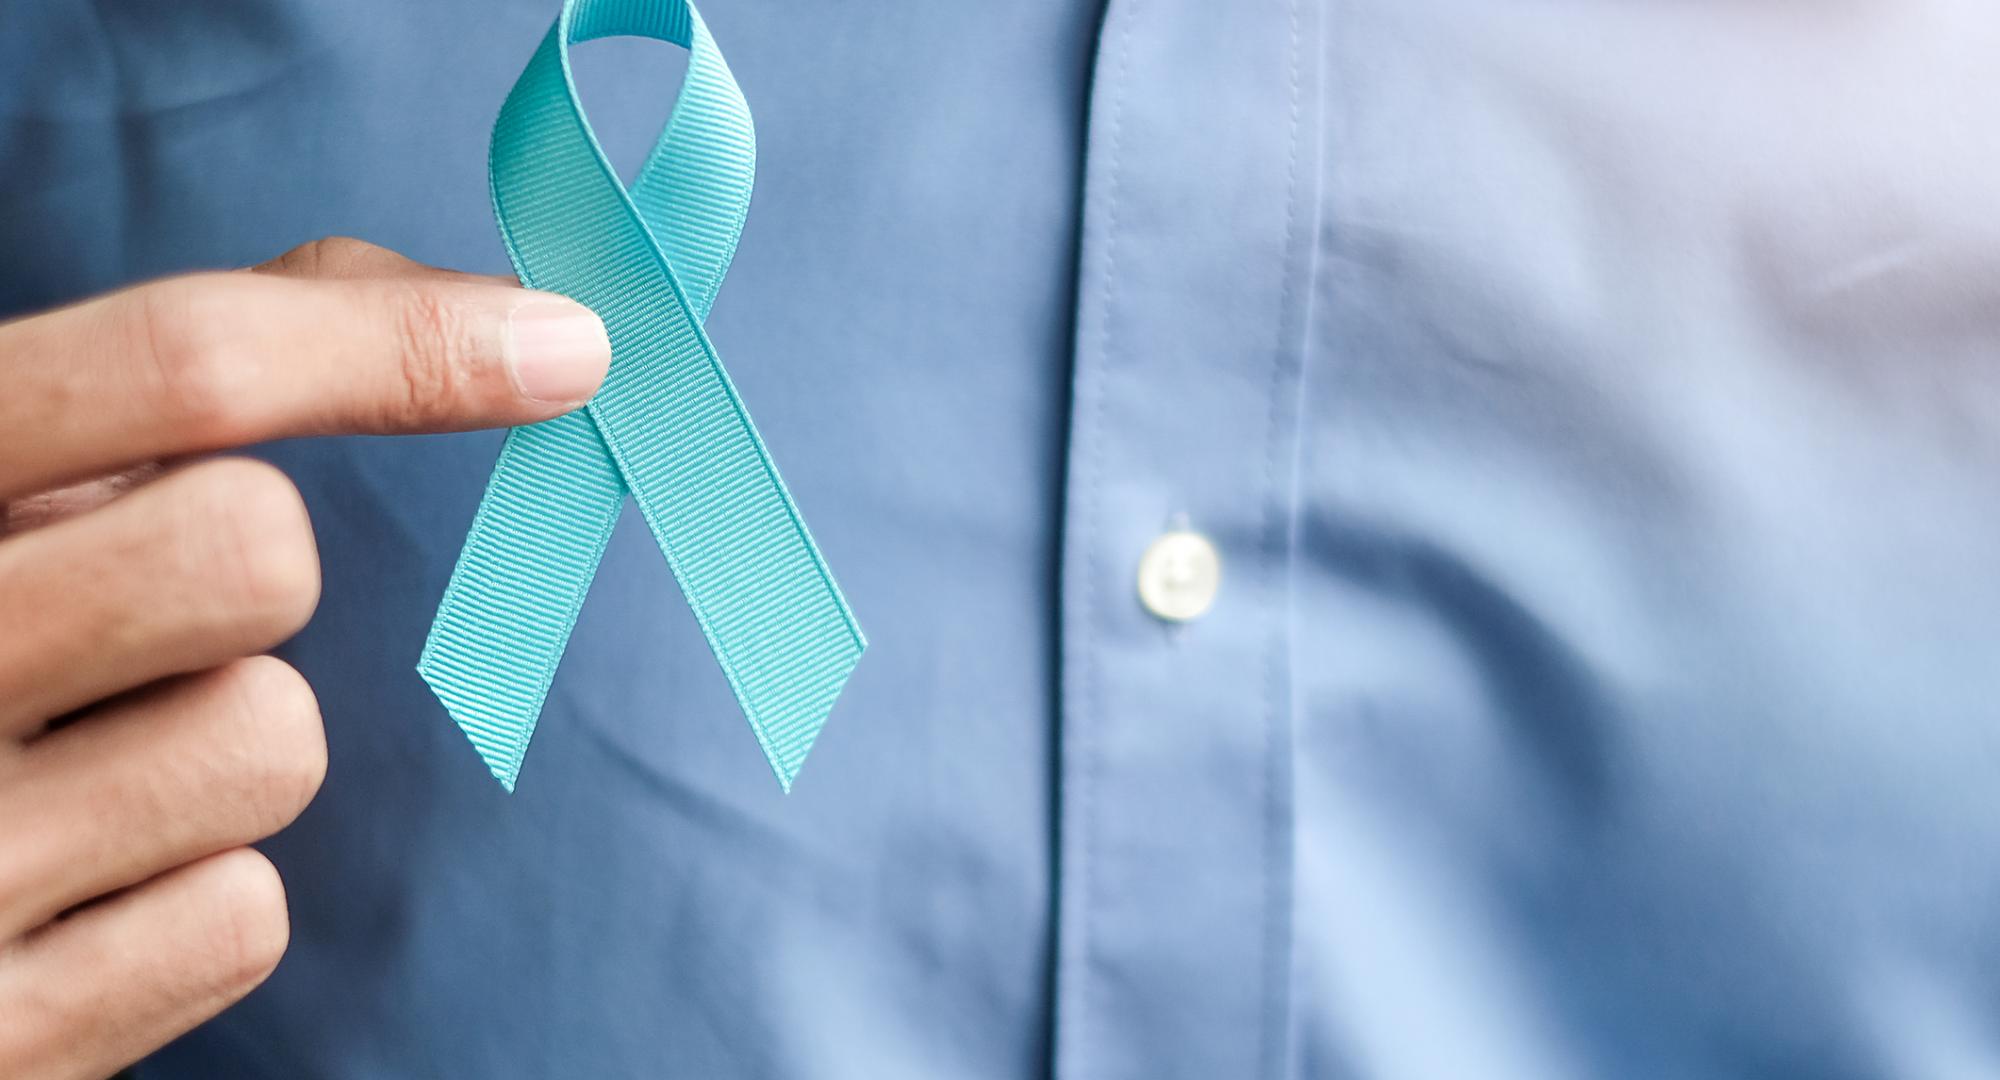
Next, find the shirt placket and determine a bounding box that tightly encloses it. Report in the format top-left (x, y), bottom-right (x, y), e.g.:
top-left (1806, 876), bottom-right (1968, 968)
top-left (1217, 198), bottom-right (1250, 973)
top-left (1054, 1), bottom-right (1323, 1078)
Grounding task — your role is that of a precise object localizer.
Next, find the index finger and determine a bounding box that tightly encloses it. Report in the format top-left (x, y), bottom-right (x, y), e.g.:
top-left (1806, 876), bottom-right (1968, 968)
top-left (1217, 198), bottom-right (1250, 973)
top-left (0, 244), bottom-right (608, 499)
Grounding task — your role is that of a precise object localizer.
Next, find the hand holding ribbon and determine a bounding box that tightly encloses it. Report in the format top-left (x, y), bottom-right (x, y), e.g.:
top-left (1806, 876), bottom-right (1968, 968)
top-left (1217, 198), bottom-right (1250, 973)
top-left (420, 0), bottom-right (864, 792)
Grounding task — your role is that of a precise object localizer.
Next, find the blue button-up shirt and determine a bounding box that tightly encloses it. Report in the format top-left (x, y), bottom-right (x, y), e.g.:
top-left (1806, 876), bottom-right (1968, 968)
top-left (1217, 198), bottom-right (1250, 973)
top-left (7, 2), bottom-right (2000, 1077)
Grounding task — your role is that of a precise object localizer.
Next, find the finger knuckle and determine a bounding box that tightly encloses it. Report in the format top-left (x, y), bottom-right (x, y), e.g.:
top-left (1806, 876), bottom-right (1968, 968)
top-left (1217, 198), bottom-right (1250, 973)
top-left (133, 275), bottom-right (261, 441)
top-left (263, 236), bottom-right (383, 278)
top-left (188, 460), bottom-right (322, 637)
top-left (197, 848), bottom-right (291, 995)
top-left (213, 657), bottom-right (328, 828)
top-left (383, 283), bottom-right (476, 427)
top-left (0, 792), bottom-right (37, 934)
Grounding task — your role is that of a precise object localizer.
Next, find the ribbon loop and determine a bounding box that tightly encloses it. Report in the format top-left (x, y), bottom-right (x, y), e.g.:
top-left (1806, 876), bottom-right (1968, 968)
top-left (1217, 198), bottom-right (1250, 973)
top-left (420, 0), bottom-right (865, 793)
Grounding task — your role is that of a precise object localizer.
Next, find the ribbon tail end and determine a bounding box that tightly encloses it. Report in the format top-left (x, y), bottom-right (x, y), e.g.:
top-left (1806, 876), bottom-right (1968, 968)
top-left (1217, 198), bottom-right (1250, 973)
top-left (417, 660), bottom-right (533, 794)
top-left (486, 757), bottom-right (522, 795)
top-left (754, 638), bottom-right (865, 796)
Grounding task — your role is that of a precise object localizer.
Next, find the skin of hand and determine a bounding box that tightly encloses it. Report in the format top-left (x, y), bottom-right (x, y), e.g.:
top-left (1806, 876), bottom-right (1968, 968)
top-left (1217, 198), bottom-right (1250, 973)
top-left (0, 237), bottom-right (611, 1080)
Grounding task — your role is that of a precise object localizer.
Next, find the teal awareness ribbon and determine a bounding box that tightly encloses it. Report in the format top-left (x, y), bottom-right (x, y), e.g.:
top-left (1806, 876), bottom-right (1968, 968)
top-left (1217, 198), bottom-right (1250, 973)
top-left (418, 0), bottom-right (864, 793)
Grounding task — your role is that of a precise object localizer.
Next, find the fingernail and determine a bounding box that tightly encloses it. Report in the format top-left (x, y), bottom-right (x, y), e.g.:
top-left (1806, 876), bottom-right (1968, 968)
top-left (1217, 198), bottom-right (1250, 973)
top-left (504, 297), bottom-right (612, 404)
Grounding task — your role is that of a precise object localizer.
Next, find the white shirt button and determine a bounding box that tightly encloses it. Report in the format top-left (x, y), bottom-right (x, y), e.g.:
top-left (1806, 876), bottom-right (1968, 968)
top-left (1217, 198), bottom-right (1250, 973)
top-left (1136, 529), bottom-right (1222, 622)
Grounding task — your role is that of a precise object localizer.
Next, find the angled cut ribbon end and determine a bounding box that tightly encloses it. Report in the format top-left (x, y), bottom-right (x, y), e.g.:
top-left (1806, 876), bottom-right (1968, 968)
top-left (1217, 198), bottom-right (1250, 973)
top-left (417, 659), bottom-right (533, 795)
top-left (486, 756), bottom-right (522, 795)
top-left (755, 634), bottom-right (866, 797)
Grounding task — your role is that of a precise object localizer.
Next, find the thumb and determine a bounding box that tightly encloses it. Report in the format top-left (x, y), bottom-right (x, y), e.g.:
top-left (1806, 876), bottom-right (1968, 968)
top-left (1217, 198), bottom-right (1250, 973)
top-left (0, 237), bottom-right (610, 499)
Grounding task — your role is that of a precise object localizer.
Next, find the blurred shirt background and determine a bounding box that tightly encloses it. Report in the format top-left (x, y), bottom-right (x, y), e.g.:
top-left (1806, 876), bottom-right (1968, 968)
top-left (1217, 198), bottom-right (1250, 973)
top-left (6, 1), bottom-right (2000, 1077)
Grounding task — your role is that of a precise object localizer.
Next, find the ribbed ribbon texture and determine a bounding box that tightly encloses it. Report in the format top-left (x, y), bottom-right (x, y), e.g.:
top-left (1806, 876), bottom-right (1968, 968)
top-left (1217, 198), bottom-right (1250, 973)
top-left (419, 0), bottom-right (865, 793)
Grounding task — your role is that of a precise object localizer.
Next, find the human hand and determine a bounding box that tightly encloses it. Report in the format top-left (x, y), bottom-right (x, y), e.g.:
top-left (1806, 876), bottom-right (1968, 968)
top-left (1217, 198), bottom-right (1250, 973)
top-left (0, 238), bottom-right (609, 1079)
